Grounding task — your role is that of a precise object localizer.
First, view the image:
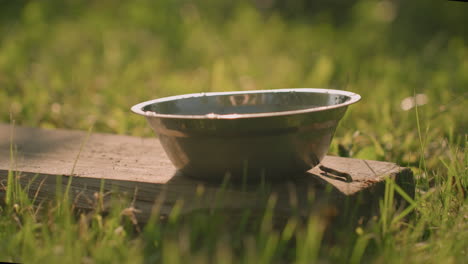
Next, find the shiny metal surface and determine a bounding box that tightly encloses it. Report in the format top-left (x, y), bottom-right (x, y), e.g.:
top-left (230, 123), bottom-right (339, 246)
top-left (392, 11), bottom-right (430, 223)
top-left (131, 88), bottom-right (361, 181)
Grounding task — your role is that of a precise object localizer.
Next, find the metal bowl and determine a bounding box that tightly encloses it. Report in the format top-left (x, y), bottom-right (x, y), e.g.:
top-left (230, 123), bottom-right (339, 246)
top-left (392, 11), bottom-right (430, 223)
top-left (131, 88), bottom-right (360, 181)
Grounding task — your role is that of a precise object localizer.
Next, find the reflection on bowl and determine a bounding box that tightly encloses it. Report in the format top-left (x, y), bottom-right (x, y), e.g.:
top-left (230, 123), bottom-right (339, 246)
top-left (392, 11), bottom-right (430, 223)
top-left (131, 88), bottom-right (361, 181)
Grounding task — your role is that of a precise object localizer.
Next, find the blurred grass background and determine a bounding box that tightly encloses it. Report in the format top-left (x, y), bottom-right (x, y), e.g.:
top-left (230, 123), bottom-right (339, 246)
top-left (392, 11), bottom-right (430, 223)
top-left (0, 0), bottom-right (467, 263)
top-left (1, 0), bottom-right (466, 169)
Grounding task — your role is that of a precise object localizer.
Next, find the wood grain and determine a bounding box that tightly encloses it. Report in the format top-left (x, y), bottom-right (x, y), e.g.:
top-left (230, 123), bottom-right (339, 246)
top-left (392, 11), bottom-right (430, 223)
top-left (0, 123), bottom-right (414, 223)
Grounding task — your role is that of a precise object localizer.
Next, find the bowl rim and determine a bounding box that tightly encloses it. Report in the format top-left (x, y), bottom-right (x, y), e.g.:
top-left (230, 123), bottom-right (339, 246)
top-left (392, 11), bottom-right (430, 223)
top-left (131, 88), bottom-right (361, 119)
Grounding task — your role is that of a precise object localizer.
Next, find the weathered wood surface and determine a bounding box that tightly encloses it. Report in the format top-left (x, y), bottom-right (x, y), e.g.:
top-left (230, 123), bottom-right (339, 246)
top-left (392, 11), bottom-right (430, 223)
top-left (0, 123), bottom-right (414, 224)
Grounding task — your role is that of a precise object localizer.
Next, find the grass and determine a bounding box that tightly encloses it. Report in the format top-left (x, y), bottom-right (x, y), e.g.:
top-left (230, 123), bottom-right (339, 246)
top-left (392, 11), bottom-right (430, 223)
top-left (1, 0), bottom-right (467, 263)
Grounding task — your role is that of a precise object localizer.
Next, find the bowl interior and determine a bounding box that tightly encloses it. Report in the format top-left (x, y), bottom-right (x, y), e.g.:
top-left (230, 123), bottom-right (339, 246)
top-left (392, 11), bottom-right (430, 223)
top-left (141, 89), bottom-right (355, 116)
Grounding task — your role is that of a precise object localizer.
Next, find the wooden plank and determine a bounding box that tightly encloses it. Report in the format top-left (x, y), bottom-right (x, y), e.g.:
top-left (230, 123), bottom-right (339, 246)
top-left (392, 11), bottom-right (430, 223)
top-left (0, 123), bottom-right (414, 224)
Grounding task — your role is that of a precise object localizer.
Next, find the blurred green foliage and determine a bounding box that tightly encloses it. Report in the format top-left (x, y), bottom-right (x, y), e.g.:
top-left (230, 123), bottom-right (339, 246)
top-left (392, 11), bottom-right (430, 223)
top-left (1, 0), bottom-right (466, 169)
